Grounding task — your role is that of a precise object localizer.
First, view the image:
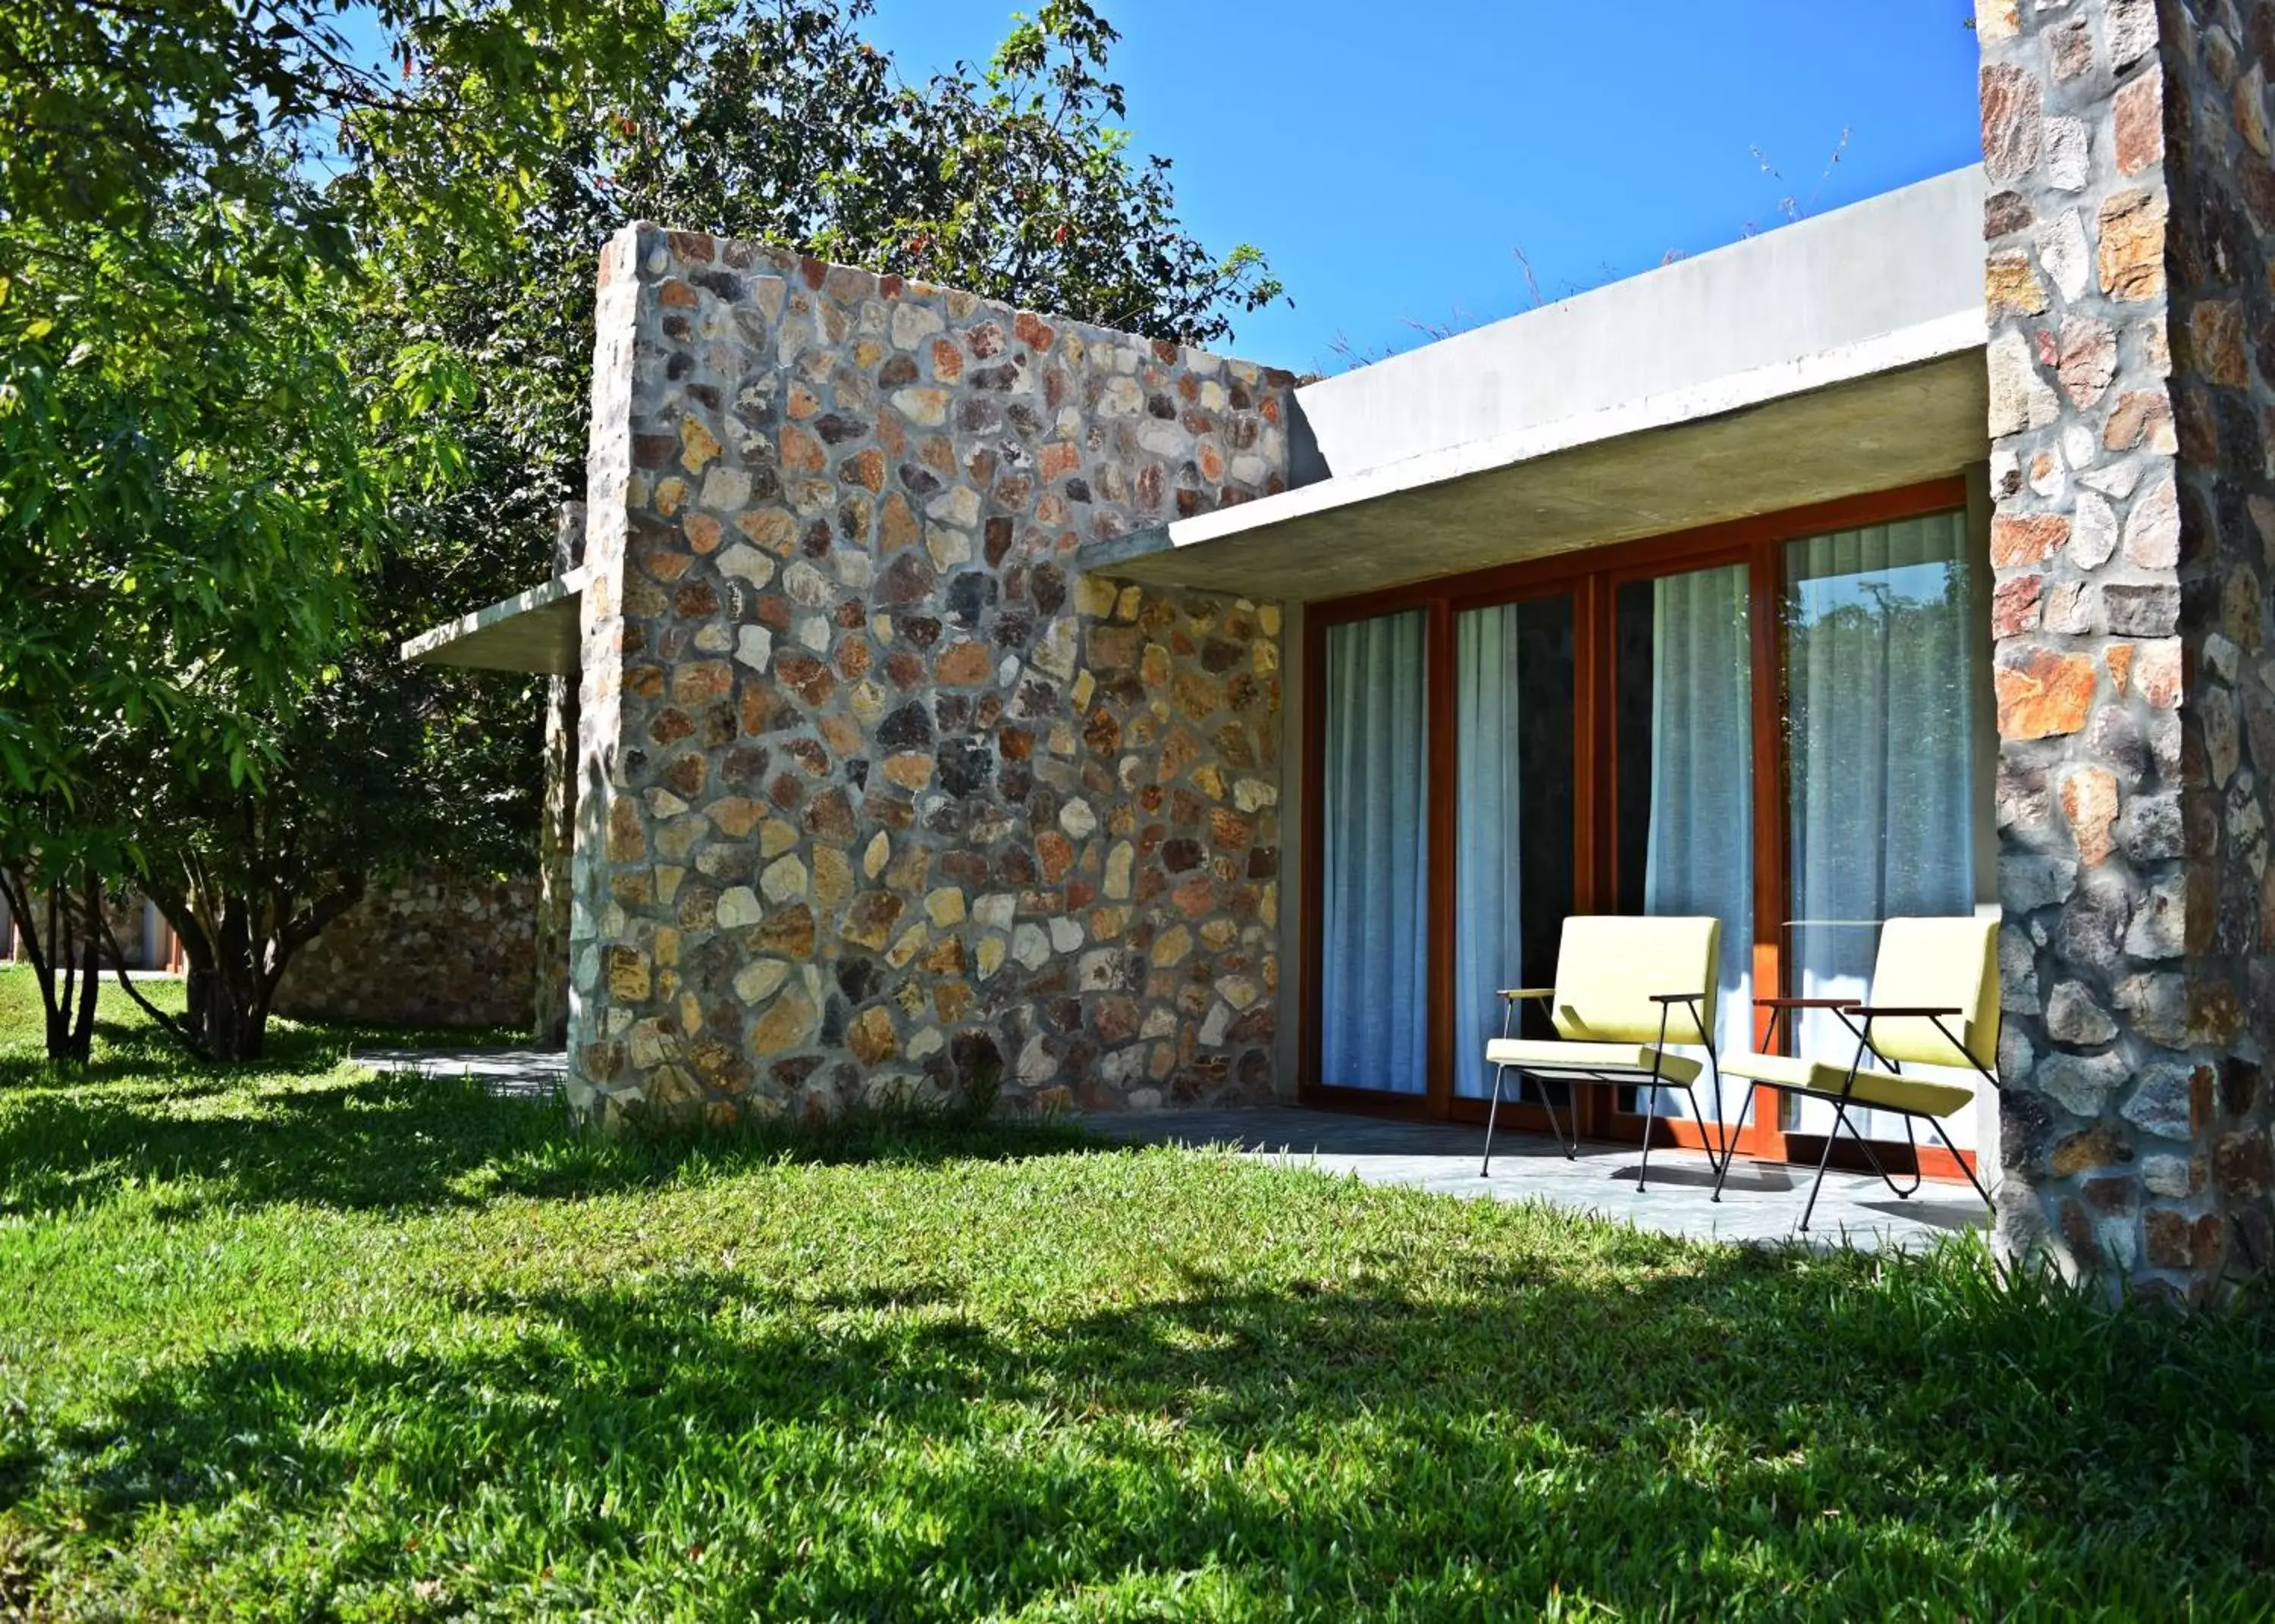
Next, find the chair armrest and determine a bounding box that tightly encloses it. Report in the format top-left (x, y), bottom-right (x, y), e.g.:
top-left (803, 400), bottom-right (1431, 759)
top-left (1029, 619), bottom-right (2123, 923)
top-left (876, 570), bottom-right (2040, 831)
top-left (1844, 1005), bottom-right (1962, 1018)
top-left (1647, 991), bottom-right (1708, 1005)
top-left (1753, 995), bottom-right (1856, 1009)
top-left (1498, 988), bottom-right (1555, 1001)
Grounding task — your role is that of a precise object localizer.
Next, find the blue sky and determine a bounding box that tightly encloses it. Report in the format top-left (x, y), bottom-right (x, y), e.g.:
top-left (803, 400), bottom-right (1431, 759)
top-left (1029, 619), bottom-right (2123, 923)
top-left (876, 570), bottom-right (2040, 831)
top-left (864, 1), bottom-right (1986, 374)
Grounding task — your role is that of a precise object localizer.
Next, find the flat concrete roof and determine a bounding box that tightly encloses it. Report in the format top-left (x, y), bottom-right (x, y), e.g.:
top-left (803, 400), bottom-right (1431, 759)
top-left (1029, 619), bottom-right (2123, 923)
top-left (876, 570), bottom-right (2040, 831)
top-left (1083, 167), bottom-right (1991, 600)
top-left (401, 568), bottom-right (585, 676)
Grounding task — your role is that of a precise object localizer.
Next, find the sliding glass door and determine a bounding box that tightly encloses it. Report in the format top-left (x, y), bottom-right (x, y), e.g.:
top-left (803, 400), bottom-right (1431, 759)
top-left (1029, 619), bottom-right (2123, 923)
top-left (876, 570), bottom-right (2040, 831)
top-left (1453, 595), bottom-right (1576, 1100)
top-left (1610, 563), bottom-right (1753, 1133)
top-left (1303, 481), bottom-right (1992, 1174)
top-left (1783, 511), bottom-right (1985, 1146)
top-left (1318, 610), bottom-right (1429, 1094)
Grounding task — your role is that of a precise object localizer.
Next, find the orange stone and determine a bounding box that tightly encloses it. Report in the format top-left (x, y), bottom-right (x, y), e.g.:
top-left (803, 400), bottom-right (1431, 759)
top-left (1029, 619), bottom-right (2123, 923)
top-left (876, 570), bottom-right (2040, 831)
top-left (1037, 830), bottom-right (1076, 883)
top-left (2114, 69), bottom-right (2163, 177)
top-left (1995, 647), bottom-right (2096, 739)
top-left (2107, 643), bottom-right (2135, 698)
top-left (1990, 514), bottom-right (2070, 569)
top-left (781, 425), bottom-right (825, 474)
top-left (937, 641), bottom-right (993, 685)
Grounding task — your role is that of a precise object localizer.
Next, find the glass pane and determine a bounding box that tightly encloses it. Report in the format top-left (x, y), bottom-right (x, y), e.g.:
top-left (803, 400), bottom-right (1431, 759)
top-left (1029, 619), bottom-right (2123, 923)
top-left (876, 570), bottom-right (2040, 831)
top-left (1784, 511), bottom-right (1983, 1143)
top-left (1320, 610), bottom-right (1429, 1093)
top-left (1454, 596), bottom-right (1576, 1099)
top-left (1614, 565), bottom-right (1753, 1124)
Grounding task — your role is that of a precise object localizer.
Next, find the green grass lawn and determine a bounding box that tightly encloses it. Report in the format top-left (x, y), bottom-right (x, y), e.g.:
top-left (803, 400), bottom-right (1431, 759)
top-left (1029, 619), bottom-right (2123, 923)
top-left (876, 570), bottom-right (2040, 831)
top-left (1, 967), bottom-right (2270, 1619)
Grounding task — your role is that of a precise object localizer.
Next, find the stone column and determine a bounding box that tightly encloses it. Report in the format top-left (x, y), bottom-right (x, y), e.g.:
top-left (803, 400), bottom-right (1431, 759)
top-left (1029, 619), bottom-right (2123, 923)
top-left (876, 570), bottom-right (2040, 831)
top-left (1980, 0), bottom-right (2274, 1301)
top-left (563, 224), bottom-right (1296, 1131)
top-left (533, 501), bottom-right (586, 1048)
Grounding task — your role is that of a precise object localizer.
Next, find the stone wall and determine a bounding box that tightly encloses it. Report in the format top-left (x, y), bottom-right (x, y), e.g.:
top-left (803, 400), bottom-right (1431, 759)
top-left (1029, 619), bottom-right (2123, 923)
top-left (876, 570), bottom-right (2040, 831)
top-left (275, 872), bottom-right (539, 1030)
top-left (567, 227), bottom-right (1294, 1128)
top-left (1978, 0), bottom-right (2275, 1300)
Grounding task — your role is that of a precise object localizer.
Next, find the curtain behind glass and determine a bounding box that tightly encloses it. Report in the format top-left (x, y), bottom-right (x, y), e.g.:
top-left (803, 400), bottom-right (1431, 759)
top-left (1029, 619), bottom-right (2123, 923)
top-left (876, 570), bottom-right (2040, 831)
top-left (1787, 512), bottom-right (1979, 1141)
top-left (1454, 606), bottom-right (1523, 1099)
top-left (1643, 566), bottom-right (1753, 1118)
top-left (1321, 611), bottom-right (1429, 1094)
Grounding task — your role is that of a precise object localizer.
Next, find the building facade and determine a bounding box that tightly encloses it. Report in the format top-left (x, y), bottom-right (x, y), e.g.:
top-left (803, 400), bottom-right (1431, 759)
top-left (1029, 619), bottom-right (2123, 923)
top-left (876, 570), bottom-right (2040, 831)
top-left (410, 0), bottom-right (2273, 1302)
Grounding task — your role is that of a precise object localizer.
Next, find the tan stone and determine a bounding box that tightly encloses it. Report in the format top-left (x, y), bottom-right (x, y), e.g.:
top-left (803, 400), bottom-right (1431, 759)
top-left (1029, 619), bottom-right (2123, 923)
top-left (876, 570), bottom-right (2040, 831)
top-left (848, 1006), bottom-right (897, 1064)
top-left (736, 508), bottom-right (799, 555)
top-left (1151, 925), bottom-right (1194, 967)
top-left (679, 416), bottom-right (721, 473)
top-left (2123, 472), bottom-right (2181, 569)
top-left (760, 818), bottom-right (801, 858)
top-left (812, 847), bottom-right (853, 905)
top-left (734, 958), bottom-right (792, 1005)
top-left (2098, 190), bottom-right (2167, 302)
top-left (2061, 767), bottom-right (2121, 866)
top-left (1986, 251), bottom-right (2048, 318)
top-left (843, 892), bottom-right (905, 951)
top-left (883, 751), bottom-right (934, 790)
top-left (1995, 648), bottom-right (2097, 740)
top-left (924, 886), bottom-right (967, 927)
top-left (606, 945), bottom-right (650, 1000)
top-left (2136, 639), bottom-right (2184, 709)
top-left (752, 989), bottom-right (817, 1054)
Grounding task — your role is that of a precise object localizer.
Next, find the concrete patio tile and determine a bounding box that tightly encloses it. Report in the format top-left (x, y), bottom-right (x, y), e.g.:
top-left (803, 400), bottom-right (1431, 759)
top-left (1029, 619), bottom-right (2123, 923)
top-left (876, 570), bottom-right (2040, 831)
top-left (1084, 1106), bottom-right (1987, 1255)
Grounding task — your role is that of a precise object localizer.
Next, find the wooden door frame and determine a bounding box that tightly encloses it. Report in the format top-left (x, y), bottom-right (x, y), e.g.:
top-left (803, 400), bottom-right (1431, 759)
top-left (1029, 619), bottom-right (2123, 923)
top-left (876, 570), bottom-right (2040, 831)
top-left (1296, 476), bottom-right (1979, 1177)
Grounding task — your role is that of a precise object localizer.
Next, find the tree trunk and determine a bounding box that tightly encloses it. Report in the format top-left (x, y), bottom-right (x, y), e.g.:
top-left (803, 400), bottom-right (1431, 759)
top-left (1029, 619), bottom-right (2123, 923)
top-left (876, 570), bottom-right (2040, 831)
top-left (1, 864), bottom-right (105, 1064)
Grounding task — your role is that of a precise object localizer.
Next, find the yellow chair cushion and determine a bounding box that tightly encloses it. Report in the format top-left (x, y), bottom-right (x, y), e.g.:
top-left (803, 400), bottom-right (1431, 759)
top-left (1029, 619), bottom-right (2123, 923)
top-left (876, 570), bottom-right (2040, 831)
top-left (1486, 1038), bottom-right (1704, 1086)
top-left (1548, 916), bottom-right (1722, 1046)
top-left (1723, 1051), bottom-right (1974, 1119)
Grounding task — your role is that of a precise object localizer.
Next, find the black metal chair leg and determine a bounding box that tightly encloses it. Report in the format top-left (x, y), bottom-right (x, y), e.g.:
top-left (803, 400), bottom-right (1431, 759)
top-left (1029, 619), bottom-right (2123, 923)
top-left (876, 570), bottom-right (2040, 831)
top-left (1799, 1101), bottom-right (1850, 1234)
top-left (1636, 1083), bottom-right (1658, 1191)
top-left (1713, 1083), bottom-right (1759, 1204)
top-left (1480, 1064), bottom-right (1506, 1177)
top-left (1538, 1077), bottom-right (1574, 1161)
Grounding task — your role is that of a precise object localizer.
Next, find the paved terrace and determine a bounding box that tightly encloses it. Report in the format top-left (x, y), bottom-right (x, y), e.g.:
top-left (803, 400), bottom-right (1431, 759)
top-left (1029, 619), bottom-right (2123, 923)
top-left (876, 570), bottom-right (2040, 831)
top-left (362, 1051), bottom-right (1985, 1253)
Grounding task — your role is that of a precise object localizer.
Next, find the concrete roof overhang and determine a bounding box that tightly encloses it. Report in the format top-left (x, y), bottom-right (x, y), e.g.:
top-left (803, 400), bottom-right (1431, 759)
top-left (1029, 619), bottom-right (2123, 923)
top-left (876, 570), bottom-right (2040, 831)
top-left (1081, 165), bottom-right (1994, 604)
top-left (1079, 331), bottom-right (1991, 602)
top-left (401, 566), bottom-right (587, 676)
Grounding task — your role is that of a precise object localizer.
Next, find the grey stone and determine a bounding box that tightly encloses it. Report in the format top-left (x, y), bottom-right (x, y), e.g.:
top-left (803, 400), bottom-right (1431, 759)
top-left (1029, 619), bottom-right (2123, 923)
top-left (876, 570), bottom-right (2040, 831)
top-left (2001, 854), bottom-right (2080, 913)
top-left (2120, 1061), bottom-right (2199, 1142)
top-left (2114, 971), bottom-right (2192, 1049)
top-left (2045, 980), bottom-right (2120, 1046)
top-left (2122, 876), bottom-right (2187, 960)
top-left (2037, 1050), bottom-right (2130, 1118)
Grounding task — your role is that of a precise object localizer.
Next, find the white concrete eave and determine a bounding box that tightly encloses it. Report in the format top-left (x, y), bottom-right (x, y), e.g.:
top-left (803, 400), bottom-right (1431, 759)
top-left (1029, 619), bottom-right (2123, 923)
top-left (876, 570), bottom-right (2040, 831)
top-left (401, 566), bottom-right (589, 676)
top-left (1080, 311), bottom-right (1991, 603)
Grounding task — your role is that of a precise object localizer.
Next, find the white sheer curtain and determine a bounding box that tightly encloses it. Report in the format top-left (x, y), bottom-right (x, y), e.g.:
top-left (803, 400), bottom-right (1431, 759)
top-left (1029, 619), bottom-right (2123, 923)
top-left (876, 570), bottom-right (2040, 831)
top-left (1454, 606), bottom-right (1523, 1099)
top-left (1643, 565), bottom-right (1753, 1124)
top-left (1320, 611), bottom-right (1429, 1094)
top-left (1787, 513), bottom-right (1980, 1143)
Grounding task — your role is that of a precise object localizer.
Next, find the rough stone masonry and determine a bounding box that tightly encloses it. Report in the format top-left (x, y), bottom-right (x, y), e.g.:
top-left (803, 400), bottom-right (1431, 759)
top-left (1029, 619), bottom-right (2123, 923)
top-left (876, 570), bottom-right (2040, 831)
top-left (565, 226), bottom-right (1295, 1130)
top-left (1978, 0), bottom-right (2275, 1301)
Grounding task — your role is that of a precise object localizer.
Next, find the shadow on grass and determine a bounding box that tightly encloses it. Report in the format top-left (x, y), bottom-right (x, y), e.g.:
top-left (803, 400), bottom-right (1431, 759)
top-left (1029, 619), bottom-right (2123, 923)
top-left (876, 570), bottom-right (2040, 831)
top-left (20, 1243), bottom-right (2275, 1617)
top-left (0, 1060), bottom-right (1098, 1218)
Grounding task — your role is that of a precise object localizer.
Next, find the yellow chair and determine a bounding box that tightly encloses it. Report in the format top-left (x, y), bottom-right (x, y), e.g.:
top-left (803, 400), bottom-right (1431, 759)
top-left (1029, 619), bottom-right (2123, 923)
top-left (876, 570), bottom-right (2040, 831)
top-left (1715, 916), bottom-right (2000, 1231)
top-left (1482, 915), bottom-right (1731, 1188)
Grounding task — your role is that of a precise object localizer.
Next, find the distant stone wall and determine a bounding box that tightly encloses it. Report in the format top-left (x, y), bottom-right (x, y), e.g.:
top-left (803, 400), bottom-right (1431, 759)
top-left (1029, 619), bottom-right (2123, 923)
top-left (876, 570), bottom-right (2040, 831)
top-left (275, 873), bottom-right (538, 1030)
top-left (568, 226), bottom-right (1294, 1128)
top-left (1978, 0), bottom-right (2274, 1301)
